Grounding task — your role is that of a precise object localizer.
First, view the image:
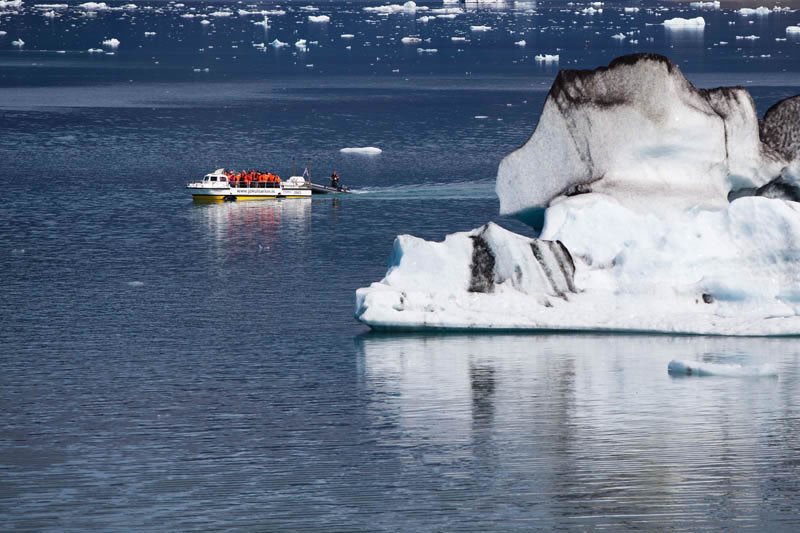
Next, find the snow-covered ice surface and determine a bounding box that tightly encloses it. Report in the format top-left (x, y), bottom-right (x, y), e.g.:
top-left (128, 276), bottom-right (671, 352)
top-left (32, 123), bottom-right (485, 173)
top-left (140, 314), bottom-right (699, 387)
top-left (356, 54), bottom-right (800, 335)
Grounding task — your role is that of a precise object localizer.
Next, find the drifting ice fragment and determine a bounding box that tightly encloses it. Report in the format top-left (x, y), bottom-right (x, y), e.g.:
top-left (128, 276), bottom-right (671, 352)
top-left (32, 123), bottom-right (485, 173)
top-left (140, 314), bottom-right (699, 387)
top-left (308, 14), bottom-right (329, 22)
top-left (667, 360), bottom-right (777, 377)
top-left (663, 17), bottom-right (705, 28)
top-left (535, 53), bottom-right (559, 62)
top-left (102, 37), bottom-right (120, 47)
top-left (340, 147), bottom-right (382, 155)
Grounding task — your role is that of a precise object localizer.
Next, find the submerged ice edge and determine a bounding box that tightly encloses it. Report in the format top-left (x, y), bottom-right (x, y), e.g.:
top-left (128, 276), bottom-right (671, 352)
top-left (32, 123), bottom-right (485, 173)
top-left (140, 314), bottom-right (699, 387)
top-left (355, 54), bottom-right (800, 336)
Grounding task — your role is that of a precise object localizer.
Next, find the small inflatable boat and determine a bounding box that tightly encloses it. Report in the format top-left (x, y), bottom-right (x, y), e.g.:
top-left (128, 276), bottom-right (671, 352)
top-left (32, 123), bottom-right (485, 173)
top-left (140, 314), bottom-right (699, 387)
top-left (308, 182), bottom-right (351, 194)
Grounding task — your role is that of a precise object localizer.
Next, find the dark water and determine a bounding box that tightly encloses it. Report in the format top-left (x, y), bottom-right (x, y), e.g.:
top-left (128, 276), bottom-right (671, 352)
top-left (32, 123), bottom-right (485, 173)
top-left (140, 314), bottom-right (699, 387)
top-left (2, 0), bottom-right (800, 530)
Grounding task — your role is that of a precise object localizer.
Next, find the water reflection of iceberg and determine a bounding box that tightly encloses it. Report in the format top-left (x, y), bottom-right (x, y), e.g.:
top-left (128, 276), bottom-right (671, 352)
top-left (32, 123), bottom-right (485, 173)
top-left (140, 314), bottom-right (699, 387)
top-left (355, 333), bottom-right (798, 526)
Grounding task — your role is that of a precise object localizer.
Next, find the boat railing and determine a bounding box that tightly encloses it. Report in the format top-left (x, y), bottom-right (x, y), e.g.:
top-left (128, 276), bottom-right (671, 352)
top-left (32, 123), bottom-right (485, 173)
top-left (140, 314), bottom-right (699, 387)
top-left (230, 182), bottom-right (282, 189)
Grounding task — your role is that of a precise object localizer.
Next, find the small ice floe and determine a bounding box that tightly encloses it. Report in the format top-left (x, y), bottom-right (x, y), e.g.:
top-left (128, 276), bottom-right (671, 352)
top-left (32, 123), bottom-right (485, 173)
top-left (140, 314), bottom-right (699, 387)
top-left (0, 0), bottom-right (23, 8)
top-left (253, 17), bottom-right (269, 28)
top-left (787, 26), bottom-right (800, 34)
top-left (581, 7), bottom-right (602, 14)
top-left (78, 2), bottom-right (109, 10)
top-left (737, 6), bottom-right (771, 16)
top-left (535, 53), bottom-right (559, 63)
top-left (102, 37), bottom-right (120, 47)
top-left (126, 280), bottom-right (145, 287)
top-left (401, 36), bottom-right (421, 44)
top-left (144, 31), bottom-right (156, 36)
top-left (121, 3), bottom-right (136, 10)
top-left (209, 10), bottom-right (232, 17)
top-left (612, 33), bottom-right (625, 40)
top-left (200, 19), bottom-right (211, 25)
top-left (736, 34), bottom-right (760, 40)
top-left (470, 25), bottom-right (491, 32)
top-left (341, 33), bottom-right (354, 39)
top-left (663, 17), bottom-right (705, 28)
top-left (295, 39), bottom-right (308, 51)
top-left (11, 38), bottom-right (24, 46)
top-left (87, 47), bottom-right (103, 52)
top-left (43, 10), bottom-right (57, 17)
top-left (417, 15), bottom-right (432, 22)
top-left (474, 115), bottom-right (488, 119)
top-left (308, 14), bottom-right (329, 22)
top-left (689, 0), bottom-right (719, 7)
top-left (451, 36), bottom-right (467, 42)
top-left (416, 47), bottom-right (437, 53)
top-left (668, 359), bottom-right (778, 378)
top-left (624, 6), bottom-right (640, 12)
top-left (270, 38), bottom-right (288, 48)
top-left (514, 39), bottom-right (526, 46)
top-left (0, 31), bottom-right (6, 36)
top-left (363, 1), bottom-right (417, 14)
top-left (340, 146), bottom-right (382, 155)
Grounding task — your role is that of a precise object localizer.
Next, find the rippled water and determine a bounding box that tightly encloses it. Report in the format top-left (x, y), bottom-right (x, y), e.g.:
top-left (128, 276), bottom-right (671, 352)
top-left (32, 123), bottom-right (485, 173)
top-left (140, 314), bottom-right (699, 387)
top-left (3, 0), bottom-right (800, 530)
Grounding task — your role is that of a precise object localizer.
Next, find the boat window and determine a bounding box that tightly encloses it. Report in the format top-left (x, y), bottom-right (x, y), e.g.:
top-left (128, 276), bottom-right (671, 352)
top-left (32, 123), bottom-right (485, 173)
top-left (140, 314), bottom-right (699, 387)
top-left (210, 176), bottom-right (217, 182)
top-left (220, 177), bottom-right (227, 182)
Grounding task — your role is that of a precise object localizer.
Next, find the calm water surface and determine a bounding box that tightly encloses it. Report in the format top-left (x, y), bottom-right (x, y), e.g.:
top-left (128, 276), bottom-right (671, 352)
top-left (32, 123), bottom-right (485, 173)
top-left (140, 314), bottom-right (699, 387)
top-left (2, 0), bottom-right (800, 530)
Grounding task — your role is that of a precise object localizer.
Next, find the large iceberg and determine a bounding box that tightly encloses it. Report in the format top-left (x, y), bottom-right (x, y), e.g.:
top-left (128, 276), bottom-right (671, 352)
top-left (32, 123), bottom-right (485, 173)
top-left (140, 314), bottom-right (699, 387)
top-left (355, 54), bottom-right (800, 335)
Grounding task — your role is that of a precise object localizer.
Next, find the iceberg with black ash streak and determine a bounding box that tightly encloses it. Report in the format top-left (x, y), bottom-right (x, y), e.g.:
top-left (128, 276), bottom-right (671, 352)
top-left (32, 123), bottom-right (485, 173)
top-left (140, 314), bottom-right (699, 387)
top-left (356, 54), bottom-right (800, 335)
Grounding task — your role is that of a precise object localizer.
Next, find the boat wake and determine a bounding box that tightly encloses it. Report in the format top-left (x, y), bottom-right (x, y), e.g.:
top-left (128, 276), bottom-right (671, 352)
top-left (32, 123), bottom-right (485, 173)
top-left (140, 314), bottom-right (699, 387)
top-left (347, 178), bottom-right (495, 200)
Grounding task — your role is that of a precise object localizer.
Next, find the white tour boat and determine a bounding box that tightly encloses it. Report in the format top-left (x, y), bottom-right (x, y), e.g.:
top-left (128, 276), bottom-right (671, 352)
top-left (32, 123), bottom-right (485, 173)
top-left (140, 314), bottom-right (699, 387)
top-left (187, 169), bottom-right (313, 202)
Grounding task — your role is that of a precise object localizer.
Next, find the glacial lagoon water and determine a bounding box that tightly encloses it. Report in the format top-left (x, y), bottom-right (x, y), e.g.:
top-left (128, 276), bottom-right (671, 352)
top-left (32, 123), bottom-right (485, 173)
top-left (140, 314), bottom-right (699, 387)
top-left (2, 0), bottom-right (800, 529)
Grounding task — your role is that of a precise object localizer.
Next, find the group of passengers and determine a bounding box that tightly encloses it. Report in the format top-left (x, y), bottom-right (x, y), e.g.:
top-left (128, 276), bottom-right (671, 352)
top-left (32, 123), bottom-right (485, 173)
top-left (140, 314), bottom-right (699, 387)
top-left (227, 170), bottom-right (281, 187)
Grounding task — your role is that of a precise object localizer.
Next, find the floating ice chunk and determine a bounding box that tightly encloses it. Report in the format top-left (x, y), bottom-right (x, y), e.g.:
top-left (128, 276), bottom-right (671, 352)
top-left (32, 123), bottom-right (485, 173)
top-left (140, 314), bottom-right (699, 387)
top-left (341, 33), bottom-right (355, 39)
top-left (612, 33), bottom-right (625, 40)
top-left (144, 31), bottom-right (156, 36)
top-left (737, 6), bottom-right (771, 16)
top-left (786, 26), bottom-right (800, 34)
top-left (417, 15), bottom-right (432, 22)
top-left (689, 1), bottom-right (719, 7)
top-left (581, 7), bottom-right (602, 14)
top-left (78, 2), bottom-right (109, 10)
top-left (200, 19), bottom-right (211, 25)
top-left (667, 360), bottom-right (777, 377)
top-left (11, 38), bottom-right (23, 46)
top-left (121, 3), bottom-right (136, 9)
top-left (253, 17), bottom-right (269, 27)
top-left (209, 10), bottom-right (232, 17)
top-left (624, 7), bottom-right (639, 12)
top-left (87, 47), bottom-right (103, 52)
top-left (42, 9), bottom-right (56, 17)
top-left (35, 3), bottom-right (68, 8)
top-left (102, 37), bottom-right (120, 47)
top-left (0, 31), bottom-right (6, 35)
top-left (535, 53), bottom-right (559, 62)
top-left (736, 34), bottom-right (760, 40)
top-left (451, 36), bottom-right (467, 42)
top-left (470, 25), bottom-right (492, 31)
top-left (295, 38), bottom-right (308, 51)
top-left (126, 280), bottom-right (145, 287)
top-left (474, 115), bottom-right (488, 119)
top-left (364, 1), bottom-right (416, 14)
top-left (401, 36), bottom-right (421, 44)
top-left (0, 0), bottom-right (22, 8)
top-left (663, 17), bottom-right (705, 28)
top-left (514, 39), bottom-right (526, 46)
top-left (340, 146), bottom-right (382, 155)
top-left (308, 14), bottom-right (329, 22)
top-left (417, 47), bottom-right (437, 53)
top-left (270, 38), bottom-right (288, 48)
